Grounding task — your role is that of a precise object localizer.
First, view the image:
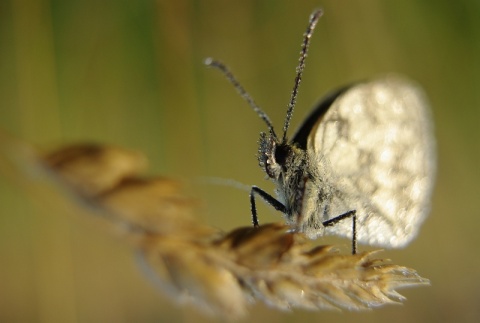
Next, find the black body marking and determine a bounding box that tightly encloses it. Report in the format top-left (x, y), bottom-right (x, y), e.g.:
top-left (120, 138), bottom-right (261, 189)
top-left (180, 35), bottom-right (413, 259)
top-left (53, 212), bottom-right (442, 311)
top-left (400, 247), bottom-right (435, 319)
top-left (292, 85), bottom-right (352, 149)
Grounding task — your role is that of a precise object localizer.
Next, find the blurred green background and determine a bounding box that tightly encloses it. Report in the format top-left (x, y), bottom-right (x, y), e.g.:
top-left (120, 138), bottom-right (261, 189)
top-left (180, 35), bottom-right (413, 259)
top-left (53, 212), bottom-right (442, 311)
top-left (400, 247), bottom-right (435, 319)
top-left (1, 0), bottom-right (479, 322)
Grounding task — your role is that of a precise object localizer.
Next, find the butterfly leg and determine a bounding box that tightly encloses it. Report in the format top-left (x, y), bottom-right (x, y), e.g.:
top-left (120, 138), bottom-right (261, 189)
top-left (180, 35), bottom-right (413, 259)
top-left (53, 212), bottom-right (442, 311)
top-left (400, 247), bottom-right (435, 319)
top-left (250, 186), bottom-right (287, 227)
top-left (322, 210), bottom-right (357, 254)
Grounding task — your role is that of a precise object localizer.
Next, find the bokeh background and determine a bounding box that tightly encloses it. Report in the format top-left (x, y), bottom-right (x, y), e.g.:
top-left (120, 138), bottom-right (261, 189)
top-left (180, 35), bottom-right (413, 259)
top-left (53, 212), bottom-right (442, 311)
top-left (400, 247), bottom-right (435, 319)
top-left (1, 0), bottom-right (479, 322)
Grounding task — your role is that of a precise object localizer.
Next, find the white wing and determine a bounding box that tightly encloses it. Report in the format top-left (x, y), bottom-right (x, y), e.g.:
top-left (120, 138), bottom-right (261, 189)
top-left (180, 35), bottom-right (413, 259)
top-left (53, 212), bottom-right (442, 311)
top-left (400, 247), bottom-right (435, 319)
top-left (308, 75), bottom-right (436, 248)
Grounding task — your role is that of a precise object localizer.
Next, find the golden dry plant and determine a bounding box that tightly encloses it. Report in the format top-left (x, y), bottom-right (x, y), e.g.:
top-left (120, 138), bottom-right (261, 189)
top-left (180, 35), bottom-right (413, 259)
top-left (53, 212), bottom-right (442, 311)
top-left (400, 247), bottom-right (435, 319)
top-left (0, 137), bottom-right (429, 319)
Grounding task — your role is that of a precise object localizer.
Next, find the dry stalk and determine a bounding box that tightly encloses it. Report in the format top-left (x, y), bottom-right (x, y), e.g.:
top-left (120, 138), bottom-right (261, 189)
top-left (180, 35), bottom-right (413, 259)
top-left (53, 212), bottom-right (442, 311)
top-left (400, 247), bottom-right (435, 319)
top-left (2, 140), bottom-right (430, 319)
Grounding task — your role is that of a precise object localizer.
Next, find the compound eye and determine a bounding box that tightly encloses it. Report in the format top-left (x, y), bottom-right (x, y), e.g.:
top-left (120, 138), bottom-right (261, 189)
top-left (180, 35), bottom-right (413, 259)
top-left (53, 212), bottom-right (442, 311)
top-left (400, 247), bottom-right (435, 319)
top-left (274, 144), bottom-right (290, 167)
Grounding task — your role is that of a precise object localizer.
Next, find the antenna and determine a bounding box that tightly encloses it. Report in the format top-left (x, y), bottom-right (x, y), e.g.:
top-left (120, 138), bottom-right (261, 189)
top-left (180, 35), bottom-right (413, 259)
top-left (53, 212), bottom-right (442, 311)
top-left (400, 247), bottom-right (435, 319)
top-left (205, 58), bottom-right (277, 139)
top-left (282, 9), bottom-right (323, 142)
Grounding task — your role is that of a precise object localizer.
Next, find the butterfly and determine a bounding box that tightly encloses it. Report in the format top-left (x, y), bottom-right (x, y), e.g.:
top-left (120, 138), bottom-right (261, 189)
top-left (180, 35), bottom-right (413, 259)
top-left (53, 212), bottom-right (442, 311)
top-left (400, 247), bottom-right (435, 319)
top-left (206, 9), bottom-right (436, 254)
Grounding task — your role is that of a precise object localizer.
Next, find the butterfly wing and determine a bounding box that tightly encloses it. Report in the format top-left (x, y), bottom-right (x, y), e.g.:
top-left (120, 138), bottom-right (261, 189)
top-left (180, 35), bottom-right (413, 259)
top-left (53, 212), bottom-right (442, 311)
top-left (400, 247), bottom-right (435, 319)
top-left (295, 75), bottom-right (436, 248)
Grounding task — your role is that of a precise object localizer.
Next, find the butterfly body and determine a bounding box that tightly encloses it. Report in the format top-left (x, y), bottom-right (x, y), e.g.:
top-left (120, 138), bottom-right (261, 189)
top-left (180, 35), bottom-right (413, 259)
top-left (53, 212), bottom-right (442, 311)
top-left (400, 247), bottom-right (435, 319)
top-left (258, 77), bottom-right (435, 248)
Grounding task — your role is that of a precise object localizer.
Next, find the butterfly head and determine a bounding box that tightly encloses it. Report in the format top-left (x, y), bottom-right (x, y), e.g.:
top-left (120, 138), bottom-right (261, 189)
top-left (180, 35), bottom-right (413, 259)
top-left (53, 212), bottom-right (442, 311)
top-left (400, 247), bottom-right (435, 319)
top-left (258, 131), bottom-right (293, 181)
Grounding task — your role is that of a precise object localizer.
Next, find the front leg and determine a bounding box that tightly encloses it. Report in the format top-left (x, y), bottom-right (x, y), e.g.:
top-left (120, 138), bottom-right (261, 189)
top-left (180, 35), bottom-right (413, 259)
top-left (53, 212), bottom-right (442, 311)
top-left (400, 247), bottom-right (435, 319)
top-left (250, 186), bottom-right (287, 227)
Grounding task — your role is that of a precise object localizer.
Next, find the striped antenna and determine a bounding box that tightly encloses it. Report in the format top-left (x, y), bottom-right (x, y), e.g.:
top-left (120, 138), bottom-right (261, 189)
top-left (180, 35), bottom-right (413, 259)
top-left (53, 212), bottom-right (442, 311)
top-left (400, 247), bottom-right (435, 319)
top-left (282, 9), bottom-right (323, 142)
top-left (205, 58), bottom-right (277, 139)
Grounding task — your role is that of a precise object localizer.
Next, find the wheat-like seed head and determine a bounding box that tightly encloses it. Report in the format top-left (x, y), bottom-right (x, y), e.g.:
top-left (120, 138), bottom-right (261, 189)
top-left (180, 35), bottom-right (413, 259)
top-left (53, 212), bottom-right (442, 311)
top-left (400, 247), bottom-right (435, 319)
top-left (0, 138), bottom-right (430, 319)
